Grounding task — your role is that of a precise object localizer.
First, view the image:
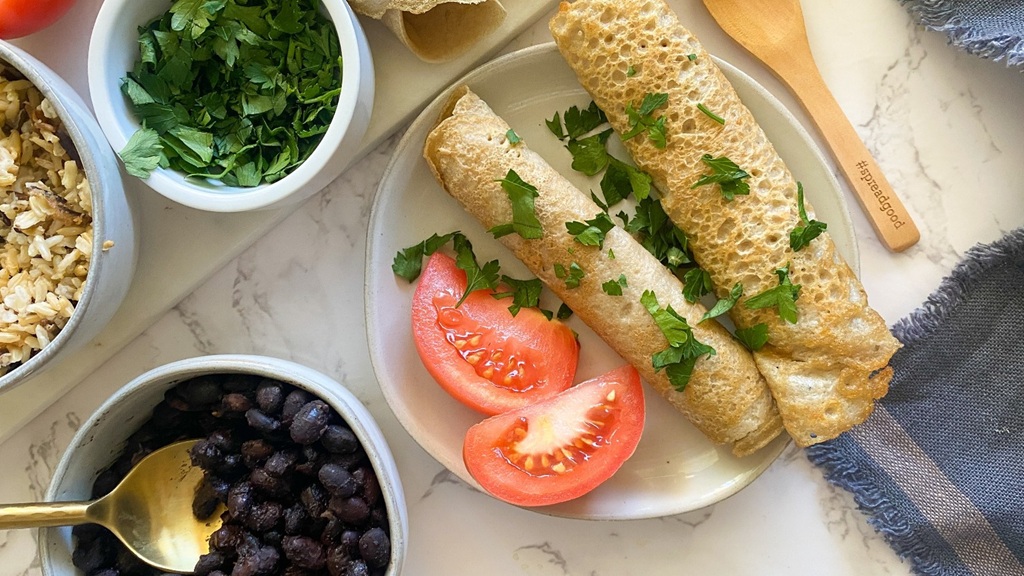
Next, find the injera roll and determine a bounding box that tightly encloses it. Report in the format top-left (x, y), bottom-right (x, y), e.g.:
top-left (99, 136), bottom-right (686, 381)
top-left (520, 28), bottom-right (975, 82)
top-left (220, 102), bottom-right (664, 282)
top-left (423, 87), bottom-right (784, 456)
top-left (550, 0), bottom-right (901, 446)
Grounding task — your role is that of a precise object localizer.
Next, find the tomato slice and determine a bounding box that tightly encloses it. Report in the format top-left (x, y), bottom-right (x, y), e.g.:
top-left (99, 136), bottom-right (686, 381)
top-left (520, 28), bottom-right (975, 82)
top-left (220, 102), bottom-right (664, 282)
top-left (0, 0), bottom-right (77, 39)
top-left (462, 365), bottom-right (645, 507)
top-left (412, 252), bottom-right (579, 415)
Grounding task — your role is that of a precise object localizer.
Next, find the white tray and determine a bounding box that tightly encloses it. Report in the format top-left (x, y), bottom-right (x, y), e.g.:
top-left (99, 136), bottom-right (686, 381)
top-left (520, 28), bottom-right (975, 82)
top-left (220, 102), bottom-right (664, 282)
top-left (0, 0), bottom-right (558, 443)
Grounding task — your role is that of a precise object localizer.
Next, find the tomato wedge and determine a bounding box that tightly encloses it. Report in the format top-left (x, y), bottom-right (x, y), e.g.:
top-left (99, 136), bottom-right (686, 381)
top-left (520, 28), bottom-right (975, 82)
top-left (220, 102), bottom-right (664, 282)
top-left (463, 365), bottom-right (645, 507)
top-left (412, 252), bottom-right (579, 415)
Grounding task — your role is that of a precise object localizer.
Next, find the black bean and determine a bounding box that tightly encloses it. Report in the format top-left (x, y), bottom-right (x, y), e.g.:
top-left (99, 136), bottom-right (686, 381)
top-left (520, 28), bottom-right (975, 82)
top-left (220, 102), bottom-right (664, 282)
top-left (265, 450), bottom-right (299, 476)
top-left (368, 505), bottom-right (388, 531)
top-left (281, 390), bottom-right (312, 424)
top-left (321, 425), bottom-right (359, 454)
top-left (318, 464), bottom-right (358, 498)
top-left (300, 483), bottom-right (329, 518)
top-left (246, 408), bottom-right (281, 435)
top-left (231, 545), bottom-right (279, 576)
top-left (353, 466), bottom-right (381, 507)
top-left (290, 401), bottom-right (330, 445)
top-left (329, 496), bottom-right (370, 525)
top-left (71, 531), bottom-right (115, 573)
top-left (283, 504), bottom-right (309, 535)
top-left (190, 439), bottom-right (223, 470)
top-left (216, 452), bottom-right (246, 477)
top-left (358, 527), bottom-right (390, 568)
top-left (324, 451), bottom-right (365, 472)
top-left (240, 439), bottom-right (275, 466)
top-left (90, 569), bottom-right (119, 576)
top-left (256, 380), bottom-right (286, 414)
top-left (320, 516), bottom-right (343, 546)
top-left (221, 392), bottom-right (253, 413)
top-left (223, 373), bottom-right (258, 393)
top-left (210, 524), bottom-right (244, 552)
top-left (339, 530), bottom-right (361, 555)
top-left (227, 481), bottom-right (255, 520)
top-left (194, 551), bottom-right (227, 576)
top-left (250, 467), bottom-right (290, 498)
top-left (263, 530), bottom-right (283, 547)
top-left (71, 523), bottom-right (104, 543)
top-left (243, 501), bottom-right (282, 532)
top-left (90, 468), bottom-right (121, 498)
top-left (344, 559), bottom-right (370, 576)
top-left (326, 545), bottom-right (352, 576)
top-left (283, 535), bottom-right (327, 570)
top-left (180, 376), bottom-right (224, 406)
top-left (193, 475), bottom-right (226, 519)
top-left (208, 429), bottom-right (237, 452)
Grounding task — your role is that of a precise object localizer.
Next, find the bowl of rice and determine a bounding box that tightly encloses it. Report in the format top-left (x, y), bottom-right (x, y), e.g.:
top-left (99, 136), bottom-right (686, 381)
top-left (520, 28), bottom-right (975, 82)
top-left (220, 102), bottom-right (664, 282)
top-left (0, 40), bottom-right (137, 393)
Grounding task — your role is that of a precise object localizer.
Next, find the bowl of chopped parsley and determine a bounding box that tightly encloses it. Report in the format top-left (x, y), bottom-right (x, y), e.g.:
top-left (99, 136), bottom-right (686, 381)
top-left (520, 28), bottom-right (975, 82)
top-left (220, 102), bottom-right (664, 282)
top-left (87, 0), bottom-right (374, 212)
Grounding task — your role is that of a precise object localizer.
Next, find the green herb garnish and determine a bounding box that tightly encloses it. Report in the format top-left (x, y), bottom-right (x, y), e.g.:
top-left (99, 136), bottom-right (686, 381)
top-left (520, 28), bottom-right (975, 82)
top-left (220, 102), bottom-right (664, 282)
top-left (735, 323), bottom-right (770, 351)
top-left (681, 267), bottom-right (713, 303)
top-left (620, 197), bottom-right (693, 272)
top-left (556, 303), bottom-right (574, 320)
top-left (452, 233), bottom-right (500, 307)
top-left (696, 103), bottom-right (725, 125)
top-left (492, 275), bottom-right (542, 317)
top-left (789, 182), bottom-right (827, 251)
top-left (687, 53), bottom-right (697, 61)
top-left (566, 129), bottom-right (613, 175)
top-left (640, 290), bottom-right (716, 391)
top-left (627, 65), bottom-right (637, 77)
top-left (622, 92), bottom-right (669, 148)
top-left (700, 282), bottom-right (743, 323)
top-left (392, 231), bottom-right (458, 281)
top-left (602, 274), bottom-right (628, 296)
top-left (566, 212), bottom-right (616, 248)
top-left (745, 263), bottom-right (801, 323)
top-left (489, 169), bottom-right (543, 240)
top-left (554, 262), bottom-right (585, 289)
top-left (691, 154), bottom-right (750, 201)
top-left (119, 0), bottom-right (343, 186)
top-left (546, 101), bottom-right (608, 141)
top-left (506, 129), bottom-right (521, 145)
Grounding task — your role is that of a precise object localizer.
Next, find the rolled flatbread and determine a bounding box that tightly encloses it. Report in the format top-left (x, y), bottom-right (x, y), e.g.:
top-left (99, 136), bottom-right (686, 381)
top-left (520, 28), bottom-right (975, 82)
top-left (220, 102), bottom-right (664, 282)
top-left (550, 0), bottom-right (901, 446)
top-left (423, 86), bottom-right (784, 456)
top-left (350, 0), bottom-right (506, 63)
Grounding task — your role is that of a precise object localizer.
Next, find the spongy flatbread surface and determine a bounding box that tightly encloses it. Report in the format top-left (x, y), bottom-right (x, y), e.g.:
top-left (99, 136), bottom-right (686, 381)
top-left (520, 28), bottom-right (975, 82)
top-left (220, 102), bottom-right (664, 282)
top-left (423, 87), bottom-right (784, 456)
top-left (550, 0), bottom-right (900, 446)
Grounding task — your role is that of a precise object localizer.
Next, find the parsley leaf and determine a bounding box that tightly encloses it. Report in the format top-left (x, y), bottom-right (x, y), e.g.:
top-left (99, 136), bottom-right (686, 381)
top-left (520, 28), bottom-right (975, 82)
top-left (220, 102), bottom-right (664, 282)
top-left (566, 212), bottom-right (616, 248)
top-left (735, 323), bottom-right (770, 351)
top-left (700, 282), bottom-right (743, 323)
top-left (452, 234), bottom-right (500, 307)
top-left (506, 129), bottom-right (521, 145)
top-left (682, 267), bottom-right (713, 303)
top-left (556, 303), bottom-right (574, 320)
top-left (745, 263), bottom-right (802, 323)
top-left (789, 182), bottom-right (827, 251)
top-left (492, 275), bottom-right (542, 317)
top-left (623, 197), bottom-right (693, 272)
top-left (691, 154), bottom-right (750, 201)
top-left (566, 129), bottom-right (613, 175)
top-left (602, 274), bottom-right (628, 296)
top-left (622, 93), bottom-right (669, 148)
top-left (627, 65), bottom-right (637, 77)
top-left (640, 291), bottom-right (716, 391)
top-left (564, 101), bottom-right (608, 140)
top-left (696, 103), bottom-right (725, 125)
top-left (545, 112), bottom-right (567, 140)
top-left (118, 127), bottom-right (164, 179)
top-left (554, 262), bottom-right (585, 289)
top-left (490, 169), bottom-right (543, 240)
top-left (391, 232), bottom-right (458, 282)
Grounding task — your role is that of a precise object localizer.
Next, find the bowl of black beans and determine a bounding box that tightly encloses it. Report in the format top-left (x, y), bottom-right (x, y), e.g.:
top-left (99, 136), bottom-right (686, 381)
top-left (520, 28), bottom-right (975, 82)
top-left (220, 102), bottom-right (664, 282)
top-left (39, 354), bottom-right (407, 576)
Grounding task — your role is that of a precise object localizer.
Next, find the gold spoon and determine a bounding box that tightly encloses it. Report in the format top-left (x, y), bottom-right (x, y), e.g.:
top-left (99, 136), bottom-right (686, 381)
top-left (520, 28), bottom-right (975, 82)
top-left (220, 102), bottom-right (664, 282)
top-left (0, 439), bottom-right (222, 574)
top-left (703, 0), bottom-right (920, 253)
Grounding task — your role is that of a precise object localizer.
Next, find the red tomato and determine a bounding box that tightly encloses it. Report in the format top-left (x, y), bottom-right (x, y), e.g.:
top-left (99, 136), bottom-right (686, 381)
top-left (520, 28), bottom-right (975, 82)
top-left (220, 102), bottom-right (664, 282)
top-left (412, 252), bottom-right (579, 416)
top-left (0, 0), bottom-right (77, 39)
top-left (463, 365), bottom-right (645, 507)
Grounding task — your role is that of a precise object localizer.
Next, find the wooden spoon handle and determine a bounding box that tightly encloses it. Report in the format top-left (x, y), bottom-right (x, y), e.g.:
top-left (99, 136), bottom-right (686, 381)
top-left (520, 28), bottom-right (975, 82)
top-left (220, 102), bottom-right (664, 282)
top-left (777, 61), bottom-right (920, 252)
top-left (0, 501), bottom-right (91, 529)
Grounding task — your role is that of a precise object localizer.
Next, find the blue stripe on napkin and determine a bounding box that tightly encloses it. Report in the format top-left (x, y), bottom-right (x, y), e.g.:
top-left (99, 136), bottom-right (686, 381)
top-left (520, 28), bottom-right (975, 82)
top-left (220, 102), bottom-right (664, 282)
top-left (808, 227), bottom-right (1024, 576)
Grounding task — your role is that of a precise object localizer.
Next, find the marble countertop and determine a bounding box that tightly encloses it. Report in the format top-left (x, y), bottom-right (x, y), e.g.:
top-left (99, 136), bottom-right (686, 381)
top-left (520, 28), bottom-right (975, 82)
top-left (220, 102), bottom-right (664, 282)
top-left (3, 0), bottom-right (1024, 574)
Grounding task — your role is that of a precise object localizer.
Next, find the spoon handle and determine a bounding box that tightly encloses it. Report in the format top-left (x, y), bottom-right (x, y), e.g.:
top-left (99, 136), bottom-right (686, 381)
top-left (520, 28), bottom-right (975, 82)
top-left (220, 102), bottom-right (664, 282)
top-left (775, 59), bottom-right (920, 252)
top-left (0, 501), bottom-right (91, 529)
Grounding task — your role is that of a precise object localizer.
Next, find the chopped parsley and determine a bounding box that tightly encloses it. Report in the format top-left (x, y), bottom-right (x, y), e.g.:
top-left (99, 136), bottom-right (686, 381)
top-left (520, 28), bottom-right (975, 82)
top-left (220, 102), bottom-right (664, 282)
top-left (452, 234), bottom-right (500, 307)
top-left (119, 0), bottom-right (343, 185)
top-left (640, 290), bottom-right (716, 391)
top-left (735, 323), bottom-right (770, 351)
top-left (682, 267), bottom-right (713, 303)
top-left (546, 101), bottom-right (608, 142)
top-left (492, 275), bottom-right (542, 317)
top-left (687, 53), bottom-right (698, 61)
top-left (700, 282), bottom-right (743, 323)
top-left (506, 129), bottom-right (521, 145)
top-left (566, 212), bottom-right (616, 248)
top-left (745, 263), bottom-right (801, 323)
top-left (566, 129), bottom-right (614, 175)
top-left (554, 262), bottom-right (585, 289)
top-left (488, 169), bottom-right (543, 240)
top-left (602, 274), bottom-right (628, 296)
top-left (619, 197), bottom-right (694, 273)
top-left (691, 154), bottom-right (750, 201)
top-left (622, 92), bottom-right (669, 149)
top-left (696, 103), bottom-right (725, 125)
top-left (627, 65), bottom-right (637, 77)
top-left (392, 231), bottom-right (458, 281)
top-left (789, 182), bottom-right (827, 251)
top-left (556, 303), bottom-right (574, 320)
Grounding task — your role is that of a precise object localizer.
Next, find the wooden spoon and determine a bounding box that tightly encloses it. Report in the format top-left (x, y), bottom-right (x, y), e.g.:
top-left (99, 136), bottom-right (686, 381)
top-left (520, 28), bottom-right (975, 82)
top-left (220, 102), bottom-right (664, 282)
top-left (703, 0), bottom-right (919, 252)
top-left (0, 440), bottom-right (221, 574)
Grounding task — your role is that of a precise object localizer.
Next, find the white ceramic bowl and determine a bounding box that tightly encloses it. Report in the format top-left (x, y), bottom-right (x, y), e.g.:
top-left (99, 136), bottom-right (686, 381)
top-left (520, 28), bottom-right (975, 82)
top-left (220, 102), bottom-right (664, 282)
top-left (0, 41), bottom-right (138, 394)
top-left (40, 354), bottom-right (408, 575)
top-left (87, 0), bottom-right (374, 212)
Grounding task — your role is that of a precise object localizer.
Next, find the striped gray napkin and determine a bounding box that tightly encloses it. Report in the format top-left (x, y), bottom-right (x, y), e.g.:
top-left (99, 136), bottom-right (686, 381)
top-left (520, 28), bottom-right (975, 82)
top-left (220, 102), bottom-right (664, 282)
top-left (898, 0), bottom-right (1024, 66)
top-left (807, 228), bottom-right (1024, 576)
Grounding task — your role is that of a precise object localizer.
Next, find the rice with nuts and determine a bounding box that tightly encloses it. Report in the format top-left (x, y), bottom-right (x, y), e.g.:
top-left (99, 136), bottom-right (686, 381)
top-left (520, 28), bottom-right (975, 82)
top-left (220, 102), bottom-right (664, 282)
top-left (0, 62), bottom-right (92, 376)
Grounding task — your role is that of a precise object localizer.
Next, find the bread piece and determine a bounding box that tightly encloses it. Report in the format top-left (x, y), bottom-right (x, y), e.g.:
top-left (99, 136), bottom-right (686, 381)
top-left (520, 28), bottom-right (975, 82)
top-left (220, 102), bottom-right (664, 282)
top-left (550, 0), bottom-right (900, 446)
top-left (424, 87), bottom-right (784, 456)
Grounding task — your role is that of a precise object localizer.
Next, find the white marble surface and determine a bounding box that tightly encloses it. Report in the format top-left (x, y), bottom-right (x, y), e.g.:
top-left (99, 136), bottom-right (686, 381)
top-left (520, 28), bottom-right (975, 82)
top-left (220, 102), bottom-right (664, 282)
top-left (3, 0), bottom-right (1024, 574)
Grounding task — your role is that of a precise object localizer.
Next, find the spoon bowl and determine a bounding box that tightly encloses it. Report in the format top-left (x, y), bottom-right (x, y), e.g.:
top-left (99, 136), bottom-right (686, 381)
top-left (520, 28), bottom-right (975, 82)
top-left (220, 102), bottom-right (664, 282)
top-left (0, 440), bottom-right (220, 573)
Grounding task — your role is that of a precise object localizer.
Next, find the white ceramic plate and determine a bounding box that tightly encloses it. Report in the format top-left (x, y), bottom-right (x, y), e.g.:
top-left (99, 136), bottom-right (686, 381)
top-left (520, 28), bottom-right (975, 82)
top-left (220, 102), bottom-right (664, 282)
top-left (365, 43), bottom-right (856, 520)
